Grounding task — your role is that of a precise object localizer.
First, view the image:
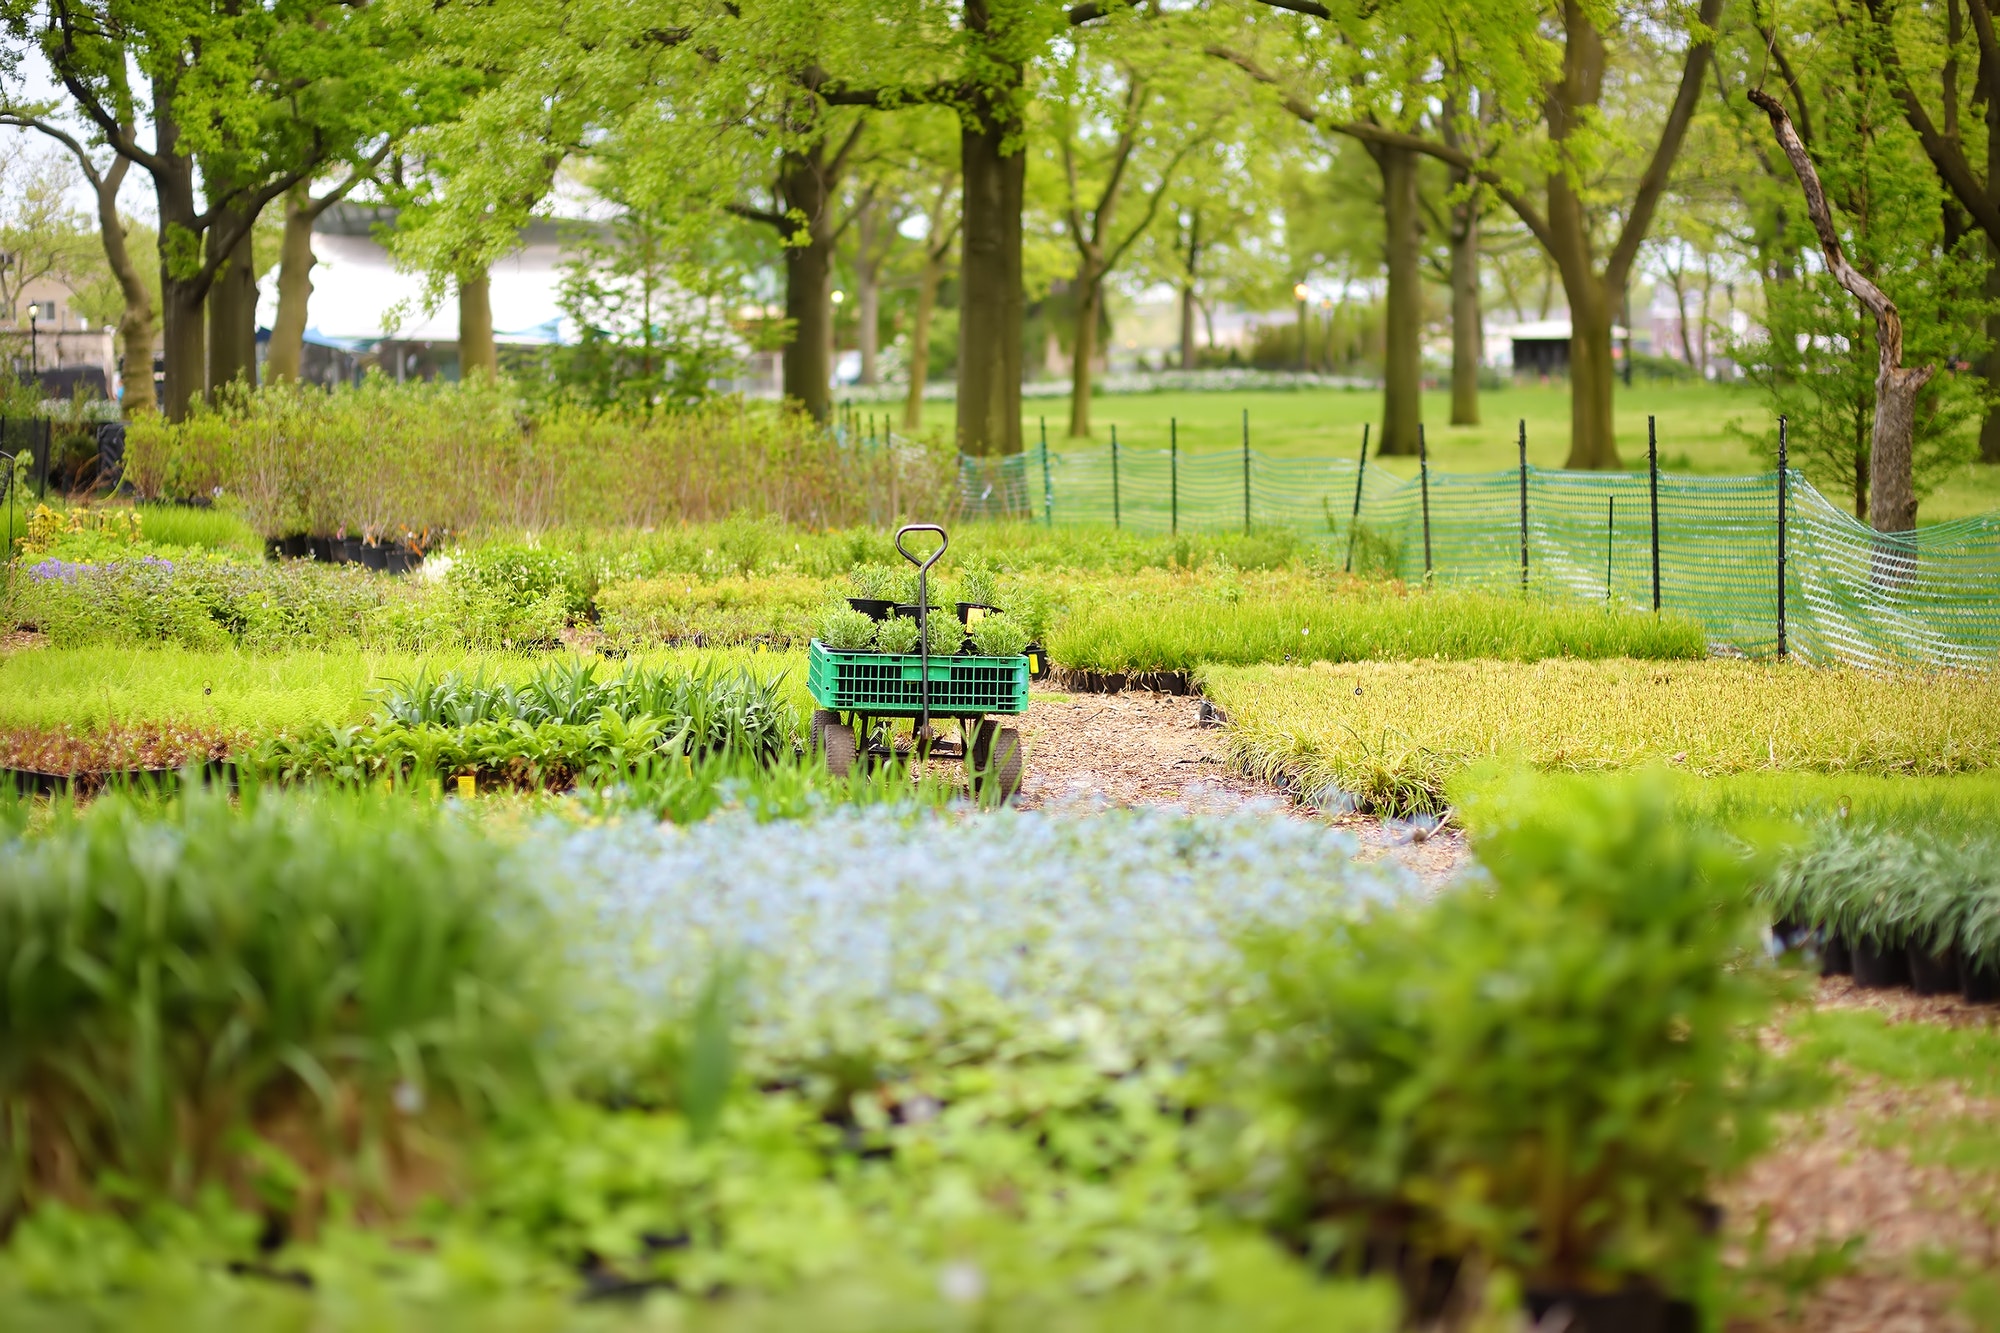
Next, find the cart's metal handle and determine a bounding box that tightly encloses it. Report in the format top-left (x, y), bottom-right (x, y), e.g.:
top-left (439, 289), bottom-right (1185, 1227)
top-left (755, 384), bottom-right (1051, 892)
top-left (894, 523), bottom-right (948, 571)
top-left (894, 524), bottom-right (948, 753)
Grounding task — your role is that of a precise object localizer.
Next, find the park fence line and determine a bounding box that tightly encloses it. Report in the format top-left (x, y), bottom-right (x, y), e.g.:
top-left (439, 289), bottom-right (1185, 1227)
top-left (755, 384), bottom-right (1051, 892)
top-left (947, 435), bottom-right (2000, 673)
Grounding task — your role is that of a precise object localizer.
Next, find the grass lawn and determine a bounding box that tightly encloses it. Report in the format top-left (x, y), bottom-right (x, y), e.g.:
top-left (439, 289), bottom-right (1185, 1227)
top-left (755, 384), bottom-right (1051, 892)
top-left (910, 381), bottom-right (2000, 522)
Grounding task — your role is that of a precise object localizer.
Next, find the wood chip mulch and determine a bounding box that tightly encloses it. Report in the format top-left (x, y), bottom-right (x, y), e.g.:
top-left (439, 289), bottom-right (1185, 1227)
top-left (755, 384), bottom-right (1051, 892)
top-left (1720, 979), bottom-right (2000, 1332)
top-left (1011, 688), bottom-right (1473, 888)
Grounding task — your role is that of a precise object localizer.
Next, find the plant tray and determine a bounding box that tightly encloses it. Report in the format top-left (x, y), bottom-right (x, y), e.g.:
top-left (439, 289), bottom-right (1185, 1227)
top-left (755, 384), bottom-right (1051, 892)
top-left (808, 640), bottom-right (1029, 717)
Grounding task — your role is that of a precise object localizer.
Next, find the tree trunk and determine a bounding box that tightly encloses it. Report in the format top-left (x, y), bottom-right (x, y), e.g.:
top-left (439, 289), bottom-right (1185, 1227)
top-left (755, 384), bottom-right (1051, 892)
top-left (1180, 210), bottom-right (1200, 370)
top-left (1568, 283), bottom-right (1621, 469)
top-left (1378, 143), bottom-right (1423, 456)
top-left (158, 277), bottom-right (207, 422)
top-left (459, 270), bottom-right (497, 380)
top-left (92, 156), bottom-right (155, 417)
top-left (205, 201), bottom-right (260, 393)
top-left (855, 203), bottom-right (883, 387)
top-left (1983, 234), bottom-right (2000, 462)
top-left (1068, 260), bottom-right (1102, 437)
top-left (266, 186), bottom-right (316, 383)
top-left (1751, 87), bottom-right (1931, 532)
top-left (1448, 178), bottom-right (1481, 427)
top-left (958, 100), bottom-right (1025, 457)
top-left (773, 150), bottom-right (836, 422)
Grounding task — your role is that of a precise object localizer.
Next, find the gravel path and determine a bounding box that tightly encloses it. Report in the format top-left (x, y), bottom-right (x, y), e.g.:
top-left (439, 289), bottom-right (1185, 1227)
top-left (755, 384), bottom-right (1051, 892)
top-left (1011, 689), bottom-right (1474, 889)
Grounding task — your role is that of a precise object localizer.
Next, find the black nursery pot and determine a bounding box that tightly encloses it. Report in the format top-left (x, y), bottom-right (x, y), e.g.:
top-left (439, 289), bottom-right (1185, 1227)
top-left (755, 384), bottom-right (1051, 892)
top-left (280, 534), bottom-right (312, 559)
top-left (1524, 1288), bottom-right (1693, 1333)
top-left (1821, 932), bottom-right (1853, 977)
top-left (846, 597), bottom-right (893, 621)
top-left (333, 536), bottom-right (365, 564)
top-left (381, 545), bottom-right (421, 575)
top-left (1963, 956), bottom-right (2000, 1004)
top-left (1906, 942), bottom-right (1961, 997)
top-left (359, 541), bottom-right (388, 571)
top-left (1851, 937), bottom-right (1911, 990)
top-left (955, 601), bottom-right (999, 625)
top-left (1023, 642), bottom-right (1050, 679)
top-left (308, 535), bottom-right (335, 563)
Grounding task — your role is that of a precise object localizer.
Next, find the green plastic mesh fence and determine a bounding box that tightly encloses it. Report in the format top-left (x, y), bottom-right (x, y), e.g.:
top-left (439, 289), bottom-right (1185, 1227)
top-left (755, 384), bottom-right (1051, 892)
top-left (956, 442), bottom-right (2000, 671)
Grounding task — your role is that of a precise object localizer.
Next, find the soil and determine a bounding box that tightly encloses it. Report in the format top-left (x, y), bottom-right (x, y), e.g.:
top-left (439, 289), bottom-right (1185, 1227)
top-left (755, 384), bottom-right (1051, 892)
top-left (1012, 688), bottom-right (1473, 888)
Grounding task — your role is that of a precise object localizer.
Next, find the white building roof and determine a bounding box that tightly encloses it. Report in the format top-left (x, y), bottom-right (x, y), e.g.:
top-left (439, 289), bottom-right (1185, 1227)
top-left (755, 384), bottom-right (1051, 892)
top-left (254, 205), bottom-right (578, 348)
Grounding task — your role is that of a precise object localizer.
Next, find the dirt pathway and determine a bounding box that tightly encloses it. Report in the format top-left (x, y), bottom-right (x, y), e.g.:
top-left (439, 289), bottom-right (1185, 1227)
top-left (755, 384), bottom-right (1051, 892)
top-left (1011, 689), bottom-right (1473, 888)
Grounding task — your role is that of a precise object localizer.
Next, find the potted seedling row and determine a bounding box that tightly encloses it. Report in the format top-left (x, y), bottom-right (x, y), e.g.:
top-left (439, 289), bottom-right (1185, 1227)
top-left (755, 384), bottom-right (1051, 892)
top-left (808, 525), bottom-right (1032, 802)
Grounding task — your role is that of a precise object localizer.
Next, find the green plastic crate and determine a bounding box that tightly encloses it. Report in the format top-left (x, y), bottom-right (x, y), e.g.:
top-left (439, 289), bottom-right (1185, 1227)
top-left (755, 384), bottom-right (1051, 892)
top-left (808, 640), bottom-right (1029, 717)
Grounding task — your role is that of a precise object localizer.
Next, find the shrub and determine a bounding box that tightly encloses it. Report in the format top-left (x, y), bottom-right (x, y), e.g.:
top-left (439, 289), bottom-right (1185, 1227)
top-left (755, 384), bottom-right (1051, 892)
top-left (0, 788), bottom-right (548, 1228)
top-left (595, 572), bottom-right (827, 648)
top-left (970, 611), bottom-right (1030, 657)
top-left (124, 381), bottom-right (960, 538)
top-left (9, 554), bottom-right (392, 652)
top-left (918, 609), bottom-right (961, 655)
top-left (1226, 780), bottom-right (1805, 1309)
top-left (817, 604), bottom-right (878, 651)
top-left (874, 616), bottom-right (919, 654)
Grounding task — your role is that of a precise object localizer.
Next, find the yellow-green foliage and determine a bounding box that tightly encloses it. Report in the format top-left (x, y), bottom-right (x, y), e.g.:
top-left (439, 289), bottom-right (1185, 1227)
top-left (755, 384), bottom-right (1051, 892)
top-left (597, 573), bottom-right (830, 647)
top-left (0, 646), bottom-right (813, 739)
top-left (1050, 587), bottom-right (1708, 670)
top-left (1206, 659), bottom-right (2000, 815)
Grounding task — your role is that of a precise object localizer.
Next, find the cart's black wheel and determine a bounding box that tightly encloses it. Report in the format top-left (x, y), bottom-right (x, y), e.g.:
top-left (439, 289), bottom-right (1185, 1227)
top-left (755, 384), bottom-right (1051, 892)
top-left (812, 709), bottom-right (855, 778)
top-left (967, 720), bottom-right (1025, 803)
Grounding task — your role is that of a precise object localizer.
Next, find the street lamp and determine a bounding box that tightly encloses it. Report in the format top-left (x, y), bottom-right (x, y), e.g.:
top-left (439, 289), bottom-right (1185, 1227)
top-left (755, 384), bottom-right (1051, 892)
top-left (28, 300), bottom-right (56, 375)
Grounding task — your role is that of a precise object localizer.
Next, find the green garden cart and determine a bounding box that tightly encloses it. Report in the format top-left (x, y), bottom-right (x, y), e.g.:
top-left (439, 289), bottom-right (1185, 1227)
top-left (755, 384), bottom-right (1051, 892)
top-left (807, 523), bottom-right (1030, 801)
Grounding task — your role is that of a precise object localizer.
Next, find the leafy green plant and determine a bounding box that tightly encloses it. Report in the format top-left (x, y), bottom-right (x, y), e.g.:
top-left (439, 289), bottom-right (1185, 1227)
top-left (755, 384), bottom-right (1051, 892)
top-left (918, 609), bottom-right (962, 656)
top-left (1227, 779), bottom-right (1810, 1307)
top-left (847, 562), bottom-right (900, 600)
top-left (970, 611), bottom-right (1030, 658)
top-left (816, 603), bottom-right (879, 651)
top-left (954, 557), bottom-right (1000, 607)
top-left (874, 615), bottom-right (919, 654)
top-left (0, 787), bottom-right (549, 1228)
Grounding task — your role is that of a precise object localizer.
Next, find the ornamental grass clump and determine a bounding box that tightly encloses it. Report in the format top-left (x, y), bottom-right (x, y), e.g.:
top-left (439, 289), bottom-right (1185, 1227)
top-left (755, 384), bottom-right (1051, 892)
top-left (1224, 779), bottom-right (1809, 1319)
top-left (0, 787), bottom-right (549, 1229)
top-left (1757, 825), bottom-right (2000, 962)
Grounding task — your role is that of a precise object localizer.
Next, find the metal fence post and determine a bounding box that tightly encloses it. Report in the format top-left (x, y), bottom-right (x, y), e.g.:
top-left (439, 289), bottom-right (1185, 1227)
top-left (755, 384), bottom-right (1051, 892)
top-left (1111, 424), bottom-right (1121, 530)
top-left (1419, 423), bottom-right (1433, 582)
top-left (1648, 415), bottom-right (1662, 612)
top-left (1606, 496), bottom-right (1616, 603)
top-left (1343, 423), bottom-right (1371, 573)
top-left (1777, 415), bottom-right (1789, 659)
top-left (1517, 419), bottom-right (1529, 590)
top-left (1170, 416), bottom-right (1179, 535)
top-left (1040, 417), bottom-right (1053, 527)
top-left (1241, 409), bottom-right (1251, 532)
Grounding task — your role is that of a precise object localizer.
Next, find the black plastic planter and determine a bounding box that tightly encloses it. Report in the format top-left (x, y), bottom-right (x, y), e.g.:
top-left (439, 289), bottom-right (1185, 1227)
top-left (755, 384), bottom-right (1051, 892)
top-left (359, 542), bottom-right (388, 571)
top-left (308, 535), bottom-right (335, 563)
top-left (955, 601), bottom-right (999, 625)
top-left (1821, 932), bottom-right (1853, 977)
top-left (280, 534), bottom-right (311, 559)
top-left (381, 545), bottom-right (421, 575)
top-left (333, 537), bottom-right (365, 564)
top-left (1524, 1288), bottom-right (1692, 1333)
top-left (847, 597), bottom-right (893, 621)
top-left (1851, 937), bottom-right (1911, 989)
top-left (1906, 943), bottom-right (1960, 997)
top-left (1024, 642), bottom-right (1050, 681)
top-left (1963, 957), bottom-right (2000, 1004)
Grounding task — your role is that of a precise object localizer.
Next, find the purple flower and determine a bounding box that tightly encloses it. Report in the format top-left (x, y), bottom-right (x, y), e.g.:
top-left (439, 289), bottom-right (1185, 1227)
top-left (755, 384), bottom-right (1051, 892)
top-left (27, 559), bottom-right (85, 583)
